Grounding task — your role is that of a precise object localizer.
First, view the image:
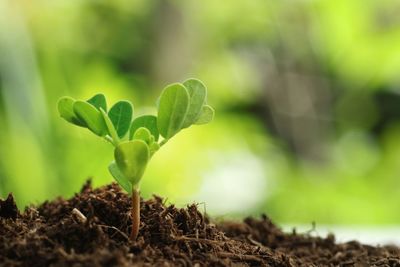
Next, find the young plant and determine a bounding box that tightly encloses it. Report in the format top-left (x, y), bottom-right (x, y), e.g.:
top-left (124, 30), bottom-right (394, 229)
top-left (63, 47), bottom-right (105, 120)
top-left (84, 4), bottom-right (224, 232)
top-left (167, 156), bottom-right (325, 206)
top-left (57, 79), bottom-right (214, 240)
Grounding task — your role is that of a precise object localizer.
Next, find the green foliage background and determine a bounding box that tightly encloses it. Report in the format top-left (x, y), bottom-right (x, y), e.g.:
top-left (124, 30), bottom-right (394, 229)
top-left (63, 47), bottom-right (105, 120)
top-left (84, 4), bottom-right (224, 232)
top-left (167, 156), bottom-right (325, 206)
top-left (1, 0), bottom-right (400, 225)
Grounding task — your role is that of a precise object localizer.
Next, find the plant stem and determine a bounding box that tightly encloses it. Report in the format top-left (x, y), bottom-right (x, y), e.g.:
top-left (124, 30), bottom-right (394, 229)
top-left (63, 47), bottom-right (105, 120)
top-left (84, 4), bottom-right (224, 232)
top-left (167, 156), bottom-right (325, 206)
top-left (104, 135), bottom-right (117, 146)
top-left (130, 186), bottom-right (140, 240)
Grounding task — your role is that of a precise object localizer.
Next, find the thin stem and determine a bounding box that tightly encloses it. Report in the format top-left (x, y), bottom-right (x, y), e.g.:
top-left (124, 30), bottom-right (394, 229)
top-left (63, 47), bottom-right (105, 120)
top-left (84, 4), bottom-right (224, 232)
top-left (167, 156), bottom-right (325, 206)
top-left (104, 135), bottom-right (118, 147)
top-left (130, 185), bottom-right (140, 240)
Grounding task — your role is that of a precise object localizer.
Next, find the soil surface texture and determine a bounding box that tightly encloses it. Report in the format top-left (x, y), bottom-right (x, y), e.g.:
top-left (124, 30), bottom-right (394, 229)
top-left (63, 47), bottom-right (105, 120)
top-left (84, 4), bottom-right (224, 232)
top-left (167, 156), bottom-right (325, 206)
top-left (1, 181), bottom-right (400, 267)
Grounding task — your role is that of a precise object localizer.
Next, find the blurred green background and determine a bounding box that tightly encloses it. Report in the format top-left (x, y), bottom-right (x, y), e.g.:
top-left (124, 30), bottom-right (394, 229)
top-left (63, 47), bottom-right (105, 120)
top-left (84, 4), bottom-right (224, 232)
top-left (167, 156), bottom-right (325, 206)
top-left (1, 0), bottom-right (400, 225)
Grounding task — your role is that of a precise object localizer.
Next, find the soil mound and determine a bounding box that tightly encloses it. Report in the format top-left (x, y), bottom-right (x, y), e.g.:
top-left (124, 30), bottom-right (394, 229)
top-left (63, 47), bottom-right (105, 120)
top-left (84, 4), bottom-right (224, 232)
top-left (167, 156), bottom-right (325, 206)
top-left (1, 182), bottom-right (399, 266)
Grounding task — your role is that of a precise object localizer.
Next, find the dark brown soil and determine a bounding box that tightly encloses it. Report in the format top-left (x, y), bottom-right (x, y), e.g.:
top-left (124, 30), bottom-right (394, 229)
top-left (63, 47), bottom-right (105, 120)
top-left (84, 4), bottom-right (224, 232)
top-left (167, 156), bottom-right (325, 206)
top-left (1, 181), bottom-right (400, 267)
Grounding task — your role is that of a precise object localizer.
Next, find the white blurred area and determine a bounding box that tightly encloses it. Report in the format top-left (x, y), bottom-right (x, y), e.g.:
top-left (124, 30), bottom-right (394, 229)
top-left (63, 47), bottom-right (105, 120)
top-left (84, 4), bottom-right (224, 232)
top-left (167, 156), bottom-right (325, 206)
top-left (195, 151), bottom-right (268, 214)
top-left (283, 224), bottom-right (400, 246)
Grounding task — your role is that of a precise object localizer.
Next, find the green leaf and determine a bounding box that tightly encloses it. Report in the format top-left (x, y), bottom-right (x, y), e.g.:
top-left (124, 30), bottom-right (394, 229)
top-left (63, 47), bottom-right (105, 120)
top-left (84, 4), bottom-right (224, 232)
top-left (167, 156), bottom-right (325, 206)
top-left (100, 109), bottom-right (120, 144)
top-left (114, 140), bottom-right (150, 185)
top-left (109, 101), bottom-right (133, 138)
top-left (87, 93), bottom-right (107, 111)
top-left (108, 161), bottom-right (131, 193)
top-left (182, 79), bottom-right (207, 128)
top-left (133, 127), bottom-right (152, 144)
top-left (129, 115), bottom-right (159, 141)
top-left (157, 83), bottom-right (190, 139)
top-left (195, 105), bottom-right (215, 125)
top-left (57, 97), bottom-right (86, 127)
top-left (132, 127), bottom-right (160, 156)
top-left (73, 101), bottom-right (107, 136)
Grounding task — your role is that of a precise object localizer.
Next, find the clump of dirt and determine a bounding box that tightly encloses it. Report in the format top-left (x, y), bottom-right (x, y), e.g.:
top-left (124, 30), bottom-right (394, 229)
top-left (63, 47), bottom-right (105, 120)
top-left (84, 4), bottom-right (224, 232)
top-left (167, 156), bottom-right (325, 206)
top-left (1, 181), bottom-right (399, 267)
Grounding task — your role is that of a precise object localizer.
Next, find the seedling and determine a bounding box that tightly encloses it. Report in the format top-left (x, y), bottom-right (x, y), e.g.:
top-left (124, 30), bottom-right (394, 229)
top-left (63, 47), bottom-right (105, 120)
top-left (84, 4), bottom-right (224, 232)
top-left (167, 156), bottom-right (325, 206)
top-left (57, 79), bottom-right (214, 240)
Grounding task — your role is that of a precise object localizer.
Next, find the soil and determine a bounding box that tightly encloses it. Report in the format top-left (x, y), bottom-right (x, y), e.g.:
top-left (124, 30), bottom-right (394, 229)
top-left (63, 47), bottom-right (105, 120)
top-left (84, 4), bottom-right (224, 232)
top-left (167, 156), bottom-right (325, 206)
top-left (1, 181), bottom-right (400, 267)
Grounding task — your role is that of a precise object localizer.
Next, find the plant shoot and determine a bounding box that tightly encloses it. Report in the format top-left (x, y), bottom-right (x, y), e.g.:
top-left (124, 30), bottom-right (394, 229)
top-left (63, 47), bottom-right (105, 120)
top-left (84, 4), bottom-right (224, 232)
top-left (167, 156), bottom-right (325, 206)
top-left (57, 79), bottom-right (214, 240)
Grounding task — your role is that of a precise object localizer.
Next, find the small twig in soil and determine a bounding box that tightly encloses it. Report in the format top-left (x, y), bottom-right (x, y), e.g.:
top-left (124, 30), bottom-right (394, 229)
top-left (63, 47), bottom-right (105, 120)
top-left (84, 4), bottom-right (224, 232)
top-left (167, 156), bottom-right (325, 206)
top-left (98, 224), bottom-right (129, 240)
top-left (71, 208), bottom-right (87, 224)
top-left (246, 235), bottom-right (264, 248)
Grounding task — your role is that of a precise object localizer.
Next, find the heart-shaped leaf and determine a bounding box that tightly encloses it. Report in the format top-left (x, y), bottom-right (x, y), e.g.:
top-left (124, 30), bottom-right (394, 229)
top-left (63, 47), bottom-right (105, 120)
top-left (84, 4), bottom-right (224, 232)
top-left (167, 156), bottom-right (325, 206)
top-left (100, 108), bottom-right (120, 144)
top-left (129, 115), bottom-right (159, 141)
top-left (114, 140), bottom-right (150, 185)
top-left (87, 93), bottom-right (107, 111)
top-left (182, 79), bottom-right (207, 128)
top-left (195, 105), bottom-right (215, 125)
top-left (73, 101), bottom-right (107, 136)
top-left (108, 161), bottom-right (131, 193)
top-left (157, 83), bottom-right (190, 139)
top-left (109, 101), bottom-right (133, 138)
top-left (57, 97), bottom-right (86, 127)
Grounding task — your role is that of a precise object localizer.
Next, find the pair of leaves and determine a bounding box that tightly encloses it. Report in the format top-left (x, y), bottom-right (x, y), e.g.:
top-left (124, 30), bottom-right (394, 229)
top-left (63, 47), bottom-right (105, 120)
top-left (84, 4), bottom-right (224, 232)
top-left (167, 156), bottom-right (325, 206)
top-left (58, 94), bottom-right (133, 139)
top-left (109, 140), bottom-right (150, 192)
top-left (157, 79), bottom-right (214, 140)
top-left (87, 94), bottom-right (133, 139)
top-left (57, 94), bottom-right (108, 136)
top-left (57, 97), bottom-right (87, 127)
